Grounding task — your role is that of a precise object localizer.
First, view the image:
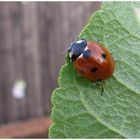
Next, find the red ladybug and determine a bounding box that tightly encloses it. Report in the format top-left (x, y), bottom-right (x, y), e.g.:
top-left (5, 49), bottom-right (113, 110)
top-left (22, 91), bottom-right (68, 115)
top-left (68, 39), bottom-right (115, 81)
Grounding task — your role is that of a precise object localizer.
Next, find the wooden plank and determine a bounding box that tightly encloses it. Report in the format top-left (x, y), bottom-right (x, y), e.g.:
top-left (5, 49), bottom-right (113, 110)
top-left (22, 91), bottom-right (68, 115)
top-left (21, 2), bottom-right (43, 118)
top-left (37, 2), bottom-right (64, 115)
top-left (5, 2), bottom-right (28, 122)
top-left (0, 117), bottom-right (52, 138)
top-left (0, 2), bottom-right (44, 122)
top-left (0, 2), bottom-right (21, 123)
top-left (0, 3), bottom-right (8, 123)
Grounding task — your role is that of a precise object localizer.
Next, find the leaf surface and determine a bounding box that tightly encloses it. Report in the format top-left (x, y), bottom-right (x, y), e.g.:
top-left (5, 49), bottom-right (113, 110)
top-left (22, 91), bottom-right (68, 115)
top-left (49, 2), bottom-right (140, 138)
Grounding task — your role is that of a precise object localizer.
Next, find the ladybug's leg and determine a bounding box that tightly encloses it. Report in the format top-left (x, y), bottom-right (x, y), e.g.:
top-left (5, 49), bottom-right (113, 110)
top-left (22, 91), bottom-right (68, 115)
top-left (101, 84), bottom-right (104, 96)
top-left (93, 81), bottom-right (104, 96)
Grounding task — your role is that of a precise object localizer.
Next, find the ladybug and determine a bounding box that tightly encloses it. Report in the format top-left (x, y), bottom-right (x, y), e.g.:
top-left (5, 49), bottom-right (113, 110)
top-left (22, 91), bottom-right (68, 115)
top-left (68, 39), bottom-right (115, 82)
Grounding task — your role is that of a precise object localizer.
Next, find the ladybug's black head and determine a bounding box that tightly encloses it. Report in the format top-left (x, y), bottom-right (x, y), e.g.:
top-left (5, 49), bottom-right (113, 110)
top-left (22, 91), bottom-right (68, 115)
top-left (68, 39), bottom-right (87, 61)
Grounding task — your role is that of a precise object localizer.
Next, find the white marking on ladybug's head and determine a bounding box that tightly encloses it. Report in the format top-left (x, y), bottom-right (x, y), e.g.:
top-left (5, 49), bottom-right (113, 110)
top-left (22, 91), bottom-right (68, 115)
top-left (77, 40), bottom-right (84, 44)
top-left (84, 46), bottom-right (88, 51)
top-left (69, 52), bottom-right (73, 58)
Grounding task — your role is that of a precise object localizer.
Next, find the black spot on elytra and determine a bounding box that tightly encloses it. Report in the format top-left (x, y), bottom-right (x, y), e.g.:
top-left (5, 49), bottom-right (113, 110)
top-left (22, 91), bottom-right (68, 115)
top-left (91, 67), bottom-right (98, 73)
top-left (97, 79), bottom-right (102, 81)
top-left (83, 49), bottom-right (91, 59)
top-left (102, 53), bottom-right (106, 59)
top-left (80, 70), bottom-right (85, 74)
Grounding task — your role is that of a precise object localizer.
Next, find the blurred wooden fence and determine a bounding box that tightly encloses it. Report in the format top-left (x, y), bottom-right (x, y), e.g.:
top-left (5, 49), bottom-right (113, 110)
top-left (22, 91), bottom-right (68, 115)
top-left (0, 2), bottom-right (100, 124)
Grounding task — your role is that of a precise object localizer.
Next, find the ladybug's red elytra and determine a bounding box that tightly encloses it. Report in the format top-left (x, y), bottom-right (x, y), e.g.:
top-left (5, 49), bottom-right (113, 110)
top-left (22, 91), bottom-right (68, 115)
top-left (68, 39), bottom-right (115, 81)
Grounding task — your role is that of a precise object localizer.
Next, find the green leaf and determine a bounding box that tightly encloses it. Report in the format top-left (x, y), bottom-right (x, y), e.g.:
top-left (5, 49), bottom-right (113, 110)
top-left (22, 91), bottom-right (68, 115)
top-left (49, 2), bottom-right (140, 138)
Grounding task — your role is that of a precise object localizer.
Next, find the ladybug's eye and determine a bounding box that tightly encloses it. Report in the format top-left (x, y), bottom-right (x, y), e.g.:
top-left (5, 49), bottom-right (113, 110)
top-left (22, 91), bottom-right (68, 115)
top-left (71, 54), bottom-right (79, 62)
top-left (68, 46), bottom-right (71, 52)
